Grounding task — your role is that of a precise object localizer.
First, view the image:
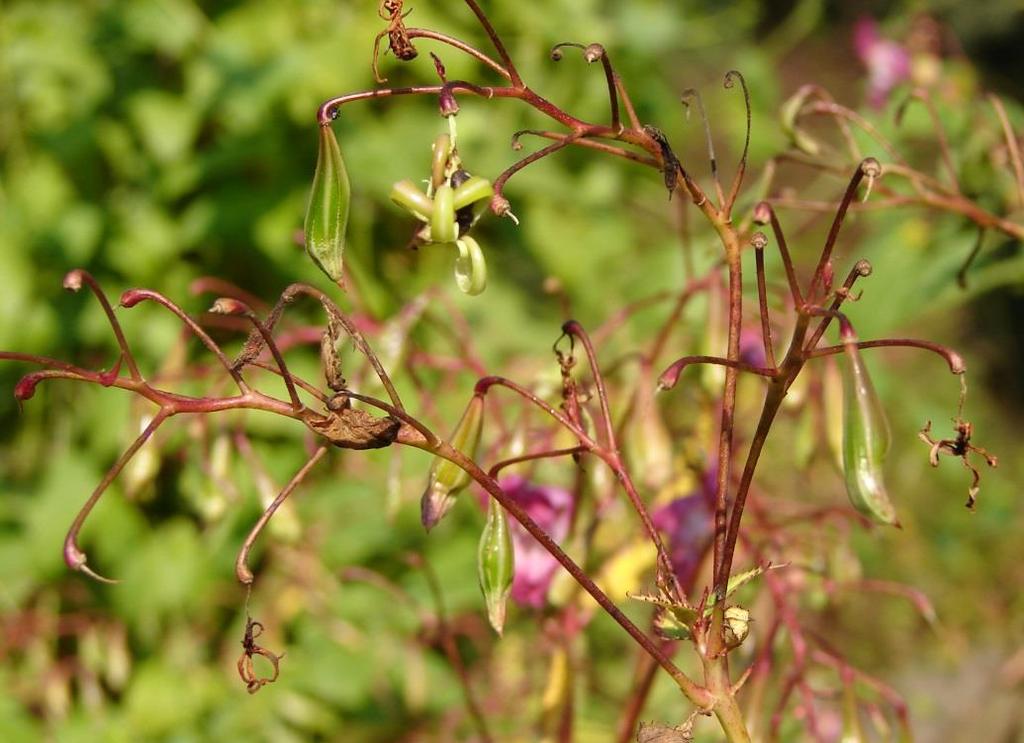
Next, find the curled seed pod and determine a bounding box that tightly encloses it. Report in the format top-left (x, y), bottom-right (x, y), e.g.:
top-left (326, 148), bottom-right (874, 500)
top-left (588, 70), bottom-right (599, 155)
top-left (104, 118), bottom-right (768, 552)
top-left (454, 236), bottom-right (487, 295)
top-left (431, 133), bottom-right (453, 191)
top-left (430, 183), bottom-right (457, 243)
top-left (840, 325), bottom-right (898, 526)
top-left (780, 86), bottom-right (822, 156)
top-left (304, 124), bottom-right (350, 284)
top-left (390, 179), bottom-right (433, 222)
top-left (452, 176), bottom-right (494, 210)
top-left (477, 495), bottom-right (514, 635)
top-left (421, 394), bottom-right (484, 530)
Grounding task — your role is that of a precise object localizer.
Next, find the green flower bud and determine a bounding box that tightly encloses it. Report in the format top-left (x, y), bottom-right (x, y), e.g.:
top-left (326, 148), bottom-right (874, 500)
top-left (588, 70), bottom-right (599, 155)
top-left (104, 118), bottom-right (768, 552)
top-left (430, 183), bottom-right (457, 243)
top-left (477, 495), bottom-right (514, 635)
top-left (390, 179), bottom-right (433, 222)
top-left (454, 236), bottom-right (487, 296)
top-left (841, 325), bottom-right (898, 526)
top-left (452, 176), bottom-right (494, 210)
top-left (304, 124), bottom-right (350, 284)
top-left (421, 394), bottom-right (484, 530)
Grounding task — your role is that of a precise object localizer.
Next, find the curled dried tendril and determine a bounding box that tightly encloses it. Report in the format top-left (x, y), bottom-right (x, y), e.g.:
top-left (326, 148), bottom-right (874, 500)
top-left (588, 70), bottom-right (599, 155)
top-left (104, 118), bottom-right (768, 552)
top-left (918, 418), bottom-right (997, 509)
top-left (237, 616), bottom-right (284, 694)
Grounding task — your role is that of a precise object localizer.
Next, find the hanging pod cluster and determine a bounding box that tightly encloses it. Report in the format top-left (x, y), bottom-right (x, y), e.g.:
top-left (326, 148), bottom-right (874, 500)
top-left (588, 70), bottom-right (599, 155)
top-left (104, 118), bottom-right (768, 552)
top-left (420, 393), bottom-right (485, 530)
top-left (304, 122), bottom-right (351, 285)
top-left (839, 321), bottom-right (899, 526)
top-left (389, 133), bottom-right (493, 295)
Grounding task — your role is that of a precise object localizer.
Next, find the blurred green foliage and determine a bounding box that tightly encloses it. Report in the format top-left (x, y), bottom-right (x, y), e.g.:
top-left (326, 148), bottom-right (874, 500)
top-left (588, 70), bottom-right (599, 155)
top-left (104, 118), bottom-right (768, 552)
top-left (1, 1), bottom-right (1023, 740)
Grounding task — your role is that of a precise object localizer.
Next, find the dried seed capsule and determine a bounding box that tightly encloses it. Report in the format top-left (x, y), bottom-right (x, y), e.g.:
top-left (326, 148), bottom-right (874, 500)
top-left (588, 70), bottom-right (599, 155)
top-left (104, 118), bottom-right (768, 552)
top-left (454, 236), bottom-right (487, 295)
top-left (477, 495), bottom-right (514, 634)
top-left (840, 324), bottom-right (898, 525)
top-left (389, 179), bottom-right (433, 222)
top-left (421, 394), bottom-right (484, 530)
top-left (430, 183), bottom-right (457, 244)
top-left (304, 124), bottom-right (350, 284)
top-left (723, 605), bottom-right (751, 647)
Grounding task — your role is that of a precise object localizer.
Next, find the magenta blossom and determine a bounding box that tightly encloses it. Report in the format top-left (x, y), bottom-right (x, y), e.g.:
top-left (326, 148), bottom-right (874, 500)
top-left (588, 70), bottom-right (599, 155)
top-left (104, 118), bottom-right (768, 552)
top-left (853, 18), bottom-right (911, 108)
top-left (652, 466), bottom-right (716, 588)
top-left (498, 475), bottom-right (575, 608)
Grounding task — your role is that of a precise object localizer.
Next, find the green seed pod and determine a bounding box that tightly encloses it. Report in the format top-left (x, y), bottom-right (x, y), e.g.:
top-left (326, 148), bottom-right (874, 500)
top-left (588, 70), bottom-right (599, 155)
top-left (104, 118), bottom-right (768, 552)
top-left (389, 179), bottom-right (433, 222)
top-left (840, 325), bottom-right (898, 526)
top-left (477, 495), bottom-right (514, 635)
top-left (454, 236), bottom-right (487, 295)
top-left (452, 176), bottom-right (494, 210)
top-left (430, 133), bottom-right (453, 191)
top-left (304, 124), bottom-right (350, 284)
top-left (430, 183), bottom-right (457, 243)
top-left (421, 394), bottom-right (484, 530)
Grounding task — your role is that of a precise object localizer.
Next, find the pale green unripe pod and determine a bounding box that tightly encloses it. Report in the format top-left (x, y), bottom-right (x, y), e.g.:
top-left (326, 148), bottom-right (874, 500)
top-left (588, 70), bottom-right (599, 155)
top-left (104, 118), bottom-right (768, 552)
top-left (841, 326), bottom-right (898, 526)
top-left (304, 124), bottom-right (350, 284)
top-left (452, 176), bottom-right (494, 210)
top-left (421, 394), bottom-right (484, 530)
top-left (389, 179), bottom-right (433, 222)
top-left (477, 496), bottom-right (514, 635)
top-left (430, 183), bottom-right (457, 244)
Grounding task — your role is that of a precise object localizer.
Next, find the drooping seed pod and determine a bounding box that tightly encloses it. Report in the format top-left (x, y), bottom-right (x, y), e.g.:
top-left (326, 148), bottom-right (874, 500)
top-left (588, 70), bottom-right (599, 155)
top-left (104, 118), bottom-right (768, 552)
top-left (840, 323), bottom-right (898, 526)
top-left (304, 123), bottom-right (350, 284)
top-left (430, 182), bottom-right (457, 244)
top-left (421, 394), bottom-right (484, 530)
top-left (389, 179), bottom-right (433, 222)
top-left (454, 236), bottom-right (487, 295)
top-left (477, 495), bottom-right (514, 635)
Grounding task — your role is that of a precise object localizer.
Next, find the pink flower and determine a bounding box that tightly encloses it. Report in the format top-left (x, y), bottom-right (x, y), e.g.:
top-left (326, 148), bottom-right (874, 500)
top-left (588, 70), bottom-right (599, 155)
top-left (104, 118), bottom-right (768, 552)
top-left (853, 18), bottom-right (911, 108)
top-left (498, 475), bottom-right (575, 608)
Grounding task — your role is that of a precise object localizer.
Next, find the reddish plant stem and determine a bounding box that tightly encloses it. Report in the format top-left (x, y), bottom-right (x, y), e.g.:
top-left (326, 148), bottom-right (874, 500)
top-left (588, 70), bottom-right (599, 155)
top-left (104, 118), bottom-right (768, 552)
top-left (561, 320), bottom-right (681, 597)
top-left (724, 70), bottom-right (751, 215)
top-left (429, 438), bottom-right (711, 708)
top-left (462, 0), bottom-right (522, 87)
top-left (753, 237), bottom-right (777, 369)
top-left (801, 261), bottom-right (872, 353)
top-left (64, 270), bottom-right (142, 381)
top-left (808, 338), bottom-right (965, 374)
top-left (487, 446), bottom-right (587, 479)
top-left (406, 27), bottom-right (511, 80)
top-left (236, 446), bottom-right (329, 584)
